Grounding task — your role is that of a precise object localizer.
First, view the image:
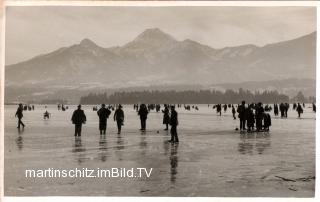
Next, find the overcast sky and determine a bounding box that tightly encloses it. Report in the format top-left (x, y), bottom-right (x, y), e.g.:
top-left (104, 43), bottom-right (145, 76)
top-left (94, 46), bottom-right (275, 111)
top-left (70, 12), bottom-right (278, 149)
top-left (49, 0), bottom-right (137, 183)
top-left (5, 6), bottom-right (316, 65)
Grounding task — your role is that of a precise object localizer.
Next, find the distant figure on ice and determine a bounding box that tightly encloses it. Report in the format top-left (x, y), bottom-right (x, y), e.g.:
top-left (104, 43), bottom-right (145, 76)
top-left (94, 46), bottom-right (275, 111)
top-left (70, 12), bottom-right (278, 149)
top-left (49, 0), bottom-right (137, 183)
top-left (162, 105), bottom-right (170, 130)
top-left (237, 101), bottom-right (247, 131)
top-left (255, 102), bottom-right (265, 132)
top-left (285, 103), bottom-right (289, 118)
top-left (223, 104), bottom-right (227, 113)
top-left (71, 105), bottom-right (86, 137)
top-left (232, 105), bottom-right (236, 120)
top-left (247, 106), bottom-right (255, 132)
top-left (279, 103), bottom-right (285, 118)
top-left (138, 104), bottom-right (149, 131)
top-left (216, 104), bottom-right (222, 116)
top-left (97, 104), bottom-right (111, 135)
top-left (168, 105), bottom-right (179, 143)
top-left (296, 103), bottom-right (303, 118)
top-left (274, 103), bottom-right (279, 116)
top-left (114, 105), bottom-right (124, 134)
top-left (43, 110), bottom-right (50, 119)
top-left (263, 113), bottom-right (271, 131)
top-left (15, 103), bottom-right (25, 129)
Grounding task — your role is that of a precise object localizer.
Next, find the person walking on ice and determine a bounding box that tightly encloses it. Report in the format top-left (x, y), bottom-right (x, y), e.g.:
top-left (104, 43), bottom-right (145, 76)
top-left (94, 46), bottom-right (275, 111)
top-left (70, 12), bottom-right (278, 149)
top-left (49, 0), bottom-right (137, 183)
top-left (114, 104), bottom-right (124, 134)
top-left (15, 103), bottom-right (25, 129)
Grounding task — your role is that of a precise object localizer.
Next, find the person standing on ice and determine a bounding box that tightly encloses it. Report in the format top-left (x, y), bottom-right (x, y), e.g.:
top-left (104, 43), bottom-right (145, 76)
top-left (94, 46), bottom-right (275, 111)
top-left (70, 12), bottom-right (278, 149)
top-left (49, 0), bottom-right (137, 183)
top-left (71, 105), bottom-right (86, 137)
top-left (237, 101), bottom-right (247, 131)
top-left (168, 105), bottom-right (179, 143)
top-left (296, 103), bottom-right (303, 118)
top-left (138, 104), bottom-right (149, 131)
top-left (97, 103), bottom-right (111, 135)
top-left (232, 105), bottom-right (236, 120)
top-left (114, 104), bottom-right (124, 134)
top-left (15, 103), bottom-right (25, 129)
top-left (162, 105), bottom-right (170, 130)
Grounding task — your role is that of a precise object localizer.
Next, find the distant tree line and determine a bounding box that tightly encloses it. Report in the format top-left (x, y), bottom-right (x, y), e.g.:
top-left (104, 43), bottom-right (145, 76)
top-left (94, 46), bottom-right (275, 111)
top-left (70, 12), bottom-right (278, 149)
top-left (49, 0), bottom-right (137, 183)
top-left (80, 88), bottom-right (291, 104)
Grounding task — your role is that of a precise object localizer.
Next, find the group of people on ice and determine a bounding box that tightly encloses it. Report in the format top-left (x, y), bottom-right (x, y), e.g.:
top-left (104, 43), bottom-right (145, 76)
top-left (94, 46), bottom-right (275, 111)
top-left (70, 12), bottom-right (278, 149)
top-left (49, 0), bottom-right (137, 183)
top-left (236, 101), bottom-right (271, 132)
top-left (15, 100), bottom-right (314, 142)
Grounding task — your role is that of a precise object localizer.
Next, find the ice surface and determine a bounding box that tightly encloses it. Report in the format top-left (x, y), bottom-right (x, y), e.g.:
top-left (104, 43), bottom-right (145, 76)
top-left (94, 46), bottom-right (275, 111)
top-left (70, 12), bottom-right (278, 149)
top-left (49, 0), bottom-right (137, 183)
top-left (4, 104), bottom-right (315, 196)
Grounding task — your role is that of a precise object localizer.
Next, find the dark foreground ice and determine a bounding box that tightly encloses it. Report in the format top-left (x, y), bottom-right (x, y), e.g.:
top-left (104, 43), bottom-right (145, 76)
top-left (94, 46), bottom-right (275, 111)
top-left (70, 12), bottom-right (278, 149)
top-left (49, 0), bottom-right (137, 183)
top-left (4, 104), bottom-right (315, 196)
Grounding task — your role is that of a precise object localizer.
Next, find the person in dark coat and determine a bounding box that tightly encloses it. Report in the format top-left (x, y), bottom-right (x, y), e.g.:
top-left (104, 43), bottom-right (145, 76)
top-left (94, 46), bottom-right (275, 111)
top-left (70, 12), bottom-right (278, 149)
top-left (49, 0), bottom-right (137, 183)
top-left (296, 103), bottom-right (303, 118)
top-left (274, 103), bottom-right (279, 116)
top-left (162, 105), bottom-right (170, 130)
top-left (71, 105), bottom-right (86, 137)
top-left (169, 106), bottom-right (179, 143)
top-left (312, 103), bottom-right (316, 112)
top-left (237, 101), bottom-right (246, 131)
top-left (138, 104), bottom-right (148, 131)
top-left (255, 102), bottom-right (265, 132)
top-left (114, 105), bottom-right (124, 134)
top-left (246, 107), bottom-right (255, 132)
top-left (97, 104), bottom-right (111, 135)
top-left (15, 103), bottom-right (25, 129)
top-left (263, 113), bottom-right (271, 131)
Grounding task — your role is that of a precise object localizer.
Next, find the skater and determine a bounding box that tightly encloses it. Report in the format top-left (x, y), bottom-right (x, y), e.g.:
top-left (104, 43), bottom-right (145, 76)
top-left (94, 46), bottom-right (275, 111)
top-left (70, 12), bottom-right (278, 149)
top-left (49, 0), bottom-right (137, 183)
top-left (43, 110), bottom-right (50, 119)
top-left (296, 103), bottom-right (303, 118)
top-left (162, 105), bottom-right (170, 130)
top-left (237, 101), bottom-right (247, 131)
top-left (216, 104), bottom-right (222, 116)
top-left (274, 103), bottom-right (279, 116)
top-left (97, 104), bottom-right (111, 135)
top-left (263, 113), bottom-right (271, 131)
top-left (138, 104), bottom-right (148, 131)
top-left (15, 103), bottom-right (25, 129)
top-left (169, 106), bottom-right (179, 143)
top-left (255, 102), bottom-right (265, 132)
top-left (71, 105), bottom-right (86, 137)
top-left (232, 105), bottom-right (236, 120)
top-left (114, 105), bottom-right (124, 134)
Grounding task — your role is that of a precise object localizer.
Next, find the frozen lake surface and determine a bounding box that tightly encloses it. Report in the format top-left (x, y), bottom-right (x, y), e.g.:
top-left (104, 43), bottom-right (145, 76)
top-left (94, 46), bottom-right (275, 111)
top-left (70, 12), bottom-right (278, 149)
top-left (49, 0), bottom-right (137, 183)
top-left (4, 104), bottom-right (315, 196)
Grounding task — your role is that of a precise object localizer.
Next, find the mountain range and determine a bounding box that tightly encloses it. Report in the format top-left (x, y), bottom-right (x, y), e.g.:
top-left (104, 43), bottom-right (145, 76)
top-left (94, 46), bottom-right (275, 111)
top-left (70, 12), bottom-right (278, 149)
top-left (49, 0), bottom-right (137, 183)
top-left (5, 28), bottom-right (316, 103)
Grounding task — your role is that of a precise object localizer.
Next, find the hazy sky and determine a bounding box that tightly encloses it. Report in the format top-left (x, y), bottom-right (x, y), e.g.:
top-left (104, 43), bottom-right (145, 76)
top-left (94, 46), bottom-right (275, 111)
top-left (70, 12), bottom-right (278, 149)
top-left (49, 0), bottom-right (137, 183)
top-left (6, 6), bottom-right (316, 65)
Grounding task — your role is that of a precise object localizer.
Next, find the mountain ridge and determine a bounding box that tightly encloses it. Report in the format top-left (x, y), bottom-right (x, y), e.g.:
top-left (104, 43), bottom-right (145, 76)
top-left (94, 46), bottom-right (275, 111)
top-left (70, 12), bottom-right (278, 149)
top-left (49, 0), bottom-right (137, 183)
top-left (5, 28), bottom-right (316, 102)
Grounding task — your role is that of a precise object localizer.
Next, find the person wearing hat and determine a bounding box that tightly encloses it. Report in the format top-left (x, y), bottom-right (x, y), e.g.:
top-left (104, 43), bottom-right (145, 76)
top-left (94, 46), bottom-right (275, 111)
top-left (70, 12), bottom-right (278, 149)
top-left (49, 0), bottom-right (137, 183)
top-left (138, 104), bottom-right (149, 131)
top-left (169, 105), bottom-right (179, 143)
top-left (15, 103), bottom-right (25, 129)
top-left (97, 103), bottom-right (111, 135)
top-left (114, 104), bottom-right (124, 134)
top-left (71, 105), bottom-right (87, 137)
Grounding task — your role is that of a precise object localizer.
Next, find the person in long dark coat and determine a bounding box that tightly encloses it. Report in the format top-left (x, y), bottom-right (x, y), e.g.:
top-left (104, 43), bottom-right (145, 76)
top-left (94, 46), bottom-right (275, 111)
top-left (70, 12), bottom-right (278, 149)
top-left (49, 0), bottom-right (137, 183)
top-left (237, 101), bottom-right (247, 131)
top-left (138, 104), bottom-right (148, 131)
top-left (114, 105), bottom-right (124, 134)
top-left (71, 105), bottom-right (86, 137)
top-left (162, 105), bottom-right (170, 130)
top-left (255, 102), bottom-right (265, 132)
top-left (15, 103), bottom-right (25, 129)
top-left (169, 106), bottom-right (179, 143)
top-left (274, 103), bottom-right (279, 116)
top-left (263, 113), bottom-right (271, 131)
top-left (97, 104), bottom-right (111, 135)
top-left (296, 103), bottom-right (303, 118)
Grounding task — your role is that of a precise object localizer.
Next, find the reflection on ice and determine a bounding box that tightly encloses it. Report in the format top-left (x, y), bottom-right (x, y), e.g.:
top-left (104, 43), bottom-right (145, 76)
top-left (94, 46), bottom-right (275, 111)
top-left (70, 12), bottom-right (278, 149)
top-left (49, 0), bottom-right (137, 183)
top-left (238, 132), bottom-right (271, 155)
